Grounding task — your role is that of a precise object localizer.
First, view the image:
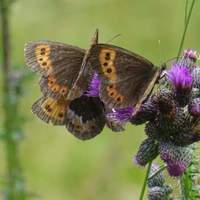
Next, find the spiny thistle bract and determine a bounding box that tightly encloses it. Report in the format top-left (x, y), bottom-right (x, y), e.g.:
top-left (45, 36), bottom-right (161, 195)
top-left (147, 163), bottom-right (172, 200)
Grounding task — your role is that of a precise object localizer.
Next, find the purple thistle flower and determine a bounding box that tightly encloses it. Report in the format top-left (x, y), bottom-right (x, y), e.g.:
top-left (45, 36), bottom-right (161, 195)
top-left (167, 63), bottom-right (193, 106)
top-left (167, 63), bottom-right (193, 91)
top-left (85, 72), bottom-right (100, 97)
top-left (166, 161), bottom-right (187, 177)
top-left (159, 142), bottom-right (193, 177)
top-left (106, 107), bottom-right (134, 124)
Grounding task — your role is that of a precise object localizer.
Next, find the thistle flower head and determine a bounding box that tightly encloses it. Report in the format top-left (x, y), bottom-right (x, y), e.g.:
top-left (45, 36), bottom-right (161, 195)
top-left (167, 63), bottom-right (193, 106)
top-left (134, 138), bottom-right (159, 166)
top-left (184, 49), bottom-right (199, 62)
top-left (152, 88), bottom-right (176, 118)
top-left (131, 99), bottom-right (157, 125)
top-left (85, 72), bottom-right (100, 97)
top-left (167, 63), bottom-right (193, 91)
top-left (148, 185), bottom-right (172, 200)
top-left (159, 142), bottom-right (193, 177)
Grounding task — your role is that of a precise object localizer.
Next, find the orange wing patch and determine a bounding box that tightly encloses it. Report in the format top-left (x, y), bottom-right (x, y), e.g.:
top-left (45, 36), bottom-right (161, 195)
top-left (35, 44), bottom-right (52, 73)
top-left (99, 49), bottom-right (117, 81)
top-left (41, 98), bottom-right (67, 121)
top-left (99, 48), bottom-right (124, 104)
top-left (106, 84), bottom-right (124, 103)
top-left (47, 75), bottom-right (68, 96)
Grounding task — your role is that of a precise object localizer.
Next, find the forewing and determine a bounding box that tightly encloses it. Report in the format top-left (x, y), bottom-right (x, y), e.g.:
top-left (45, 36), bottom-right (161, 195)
top-left (89, 44), bottom-right (157, 108)
top-left (24, 41), bottom-right (86, 99)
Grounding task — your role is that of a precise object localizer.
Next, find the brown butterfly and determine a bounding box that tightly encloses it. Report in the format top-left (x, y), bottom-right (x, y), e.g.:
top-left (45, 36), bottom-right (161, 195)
top-left (25, 30), bottom-right (98, 100)
top-left (25, 30), bottom-right (112, 140)
top-left (25, 29), bottom-right (163, 140)
top-left (25, 30), bottom-right (125, 140)
top-left (88, 44), bottom-right (163, 114)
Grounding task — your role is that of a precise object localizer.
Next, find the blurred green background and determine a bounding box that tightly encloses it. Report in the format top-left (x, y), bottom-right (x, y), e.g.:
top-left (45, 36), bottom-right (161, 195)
top-left (0, 0), bottom-right (200, 199)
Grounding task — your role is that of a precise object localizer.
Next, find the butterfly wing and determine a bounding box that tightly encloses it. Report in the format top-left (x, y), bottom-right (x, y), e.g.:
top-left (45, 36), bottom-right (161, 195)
top-left (32, 96), bottom-right (69, 125)
top-left (89, 44), bottom-right (159, 109)
top-left (24, 41), bottom-right (91, 100)
top-left (66, 96), bottom-right (105, 140)
top-left (32, 95), bottom-right (105, 140)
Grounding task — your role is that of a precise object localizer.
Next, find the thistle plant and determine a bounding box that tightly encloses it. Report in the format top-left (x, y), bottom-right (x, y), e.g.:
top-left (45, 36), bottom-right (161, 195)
top-left (86, 1), bottom-right (199, 199)
top-left (86, 49), bottom-right (200, 199)
top-left (106, 49), bottom-right (200, 199)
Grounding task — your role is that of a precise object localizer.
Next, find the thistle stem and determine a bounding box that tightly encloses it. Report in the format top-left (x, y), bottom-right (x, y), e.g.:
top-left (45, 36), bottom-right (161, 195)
top-left (177, 0), bottom-right (196, 59)
top-left (180, 174), bottom-right (188, 200)
top-left (139, 161), bottom-right (152, 200)
top-left (0, 0), bottom-right (26, 199)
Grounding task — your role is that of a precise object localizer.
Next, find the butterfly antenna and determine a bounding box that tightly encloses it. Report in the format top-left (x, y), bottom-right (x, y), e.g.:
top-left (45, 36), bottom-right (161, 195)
top-left (106, 33), bottom-right (122, 43)
top-left (91, 29), bottom-right (99, 45)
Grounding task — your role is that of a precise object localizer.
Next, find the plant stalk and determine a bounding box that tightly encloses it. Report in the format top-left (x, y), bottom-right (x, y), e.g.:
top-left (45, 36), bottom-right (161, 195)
top-left (0, 0), bottom-right (26, 199)
top-left (177, 0), bottom-right (196, 59)
top-left (139, 161), bottom-right (152, 200)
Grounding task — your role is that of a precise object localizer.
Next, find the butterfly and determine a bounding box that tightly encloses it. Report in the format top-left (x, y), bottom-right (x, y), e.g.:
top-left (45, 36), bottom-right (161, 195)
top-left (24, 30), bottom-right (125, 140)
top-left (88, 43), bottom-right (164, 114)
top-left (25, 30), bottom-right (98, 101)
